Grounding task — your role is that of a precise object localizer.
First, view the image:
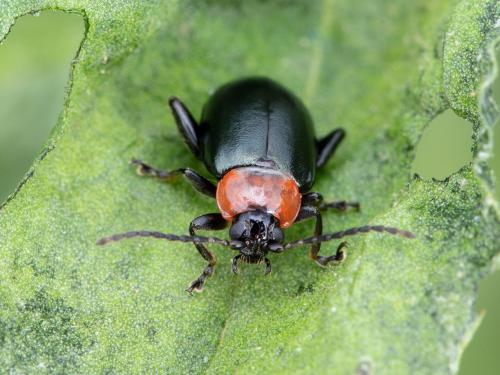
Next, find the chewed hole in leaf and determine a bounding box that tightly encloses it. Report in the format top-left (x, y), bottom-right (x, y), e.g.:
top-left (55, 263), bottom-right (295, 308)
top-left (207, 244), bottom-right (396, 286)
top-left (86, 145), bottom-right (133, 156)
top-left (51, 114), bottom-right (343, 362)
top-left (412, 109), bottom-right (473, 180)
top-left (0, 1), bottom-right (499, 373)
top-left (458, 48), bottom-right (500, 375)
top-left (0, 11), bottom-right (84, 203)
top-left (459, 269), bottom-right (500, 375)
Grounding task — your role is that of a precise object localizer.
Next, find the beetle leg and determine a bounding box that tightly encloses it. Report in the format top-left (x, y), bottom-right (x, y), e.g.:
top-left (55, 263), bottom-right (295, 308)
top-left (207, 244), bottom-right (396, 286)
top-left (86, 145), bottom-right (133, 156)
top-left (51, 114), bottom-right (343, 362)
top-left (316, 128), bottom-right (345, 168)
top-left (131, 159), bottom-right (216, 198)
top-left (314, 241), bottom-right (347, 266)
top-left (169, 97), bottom-right (201, 158)
top-left (320, 200), bottom-right (360, 212)
top-left (264, 257), bottom-right (272, 275)
top-left (231, 254), bottom-right (242, 274)
top-left (187, 213), bottom-right (228, 293)
top-left (295, 205), bottom-right (323, 265)
top-left (301, 192), bottom-right (360, 212)
top-left (301, 192), bottom-right (323, 206)
top-left (295, 205), bottom-right (347, 267)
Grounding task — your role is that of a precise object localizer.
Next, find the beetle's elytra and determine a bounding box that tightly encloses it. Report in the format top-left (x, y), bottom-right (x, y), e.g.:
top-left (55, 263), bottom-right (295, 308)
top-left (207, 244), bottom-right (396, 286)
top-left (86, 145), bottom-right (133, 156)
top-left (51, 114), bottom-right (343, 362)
top-left (98, 77), bottom-right (414, 293)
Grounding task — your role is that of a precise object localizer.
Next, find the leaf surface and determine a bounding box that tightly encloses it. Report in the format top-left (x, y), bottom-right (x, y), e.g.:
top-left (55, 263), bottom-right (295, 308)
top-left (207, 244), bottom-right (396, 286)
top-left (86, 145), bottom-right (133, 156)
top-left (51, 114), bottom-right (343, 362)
top-left (0, 0), bottom-right (499, 373)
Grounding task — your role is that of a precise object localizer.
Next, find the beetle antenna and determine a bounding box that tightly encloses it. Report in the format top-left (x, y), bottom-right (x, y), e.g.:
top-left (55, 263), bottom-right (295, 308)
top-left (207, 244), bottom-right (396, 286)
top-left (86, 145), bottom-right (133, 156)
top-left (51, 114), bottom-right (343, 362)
top-left (96, 230), bottom-right (231, 246)
top-left (281, 225), bottom-right (415, 250)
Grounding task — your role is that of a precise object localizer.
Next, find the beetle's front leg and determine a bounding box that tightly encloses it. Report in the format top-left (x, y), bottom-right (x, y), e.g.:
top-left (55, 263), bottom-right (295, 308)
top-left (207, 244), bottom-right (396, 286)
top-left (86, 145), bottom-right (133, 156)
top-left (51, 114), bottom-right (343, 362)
top-left (187, 213), bottom-right (228, 293)
top-left (295, 205), bottom-right (346, 267)
top-left (131, 159), bottom-right (216, 198)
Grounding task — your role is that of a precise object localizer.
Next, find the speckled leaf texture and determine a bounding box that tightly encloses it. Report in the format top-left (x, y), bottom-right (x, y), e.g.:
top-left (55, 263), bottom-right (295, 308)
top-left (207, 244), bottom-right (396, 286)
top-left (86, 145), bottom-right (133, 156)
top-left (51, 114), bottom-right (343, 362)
top-left (0, 0), bottom-right (499, 374)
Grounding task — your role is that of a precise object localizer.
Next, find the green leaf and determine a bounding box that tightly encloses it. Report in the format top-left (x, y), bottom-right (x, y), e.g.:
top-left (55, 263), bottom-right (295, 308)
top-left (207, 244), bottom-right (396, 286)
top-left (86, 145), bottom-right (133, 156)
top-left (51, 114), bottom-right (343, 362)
top-left (0, 0), bottom-right (499, 373)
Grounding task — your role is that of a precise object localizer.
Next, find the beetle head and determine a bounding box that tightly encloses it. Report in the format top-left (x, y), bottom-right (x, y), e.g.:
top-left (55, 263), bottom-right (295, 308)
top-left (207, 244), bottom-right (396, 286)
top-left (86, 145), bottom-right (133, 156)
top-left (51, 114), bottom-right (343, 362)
top-left (229, 210), bottom-right (283, 273)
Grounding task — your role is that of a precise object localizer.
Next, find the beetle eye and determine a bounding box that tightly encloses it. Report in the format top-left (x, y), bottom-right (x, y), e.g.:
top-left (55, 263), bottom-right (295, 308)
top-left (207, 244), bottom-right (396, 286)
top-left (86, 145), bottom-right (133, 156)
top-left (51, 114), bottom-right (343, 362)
top-left (271, 226), bottom-right (284, 242)
top-left (229, 220), bottom-right (247, 240)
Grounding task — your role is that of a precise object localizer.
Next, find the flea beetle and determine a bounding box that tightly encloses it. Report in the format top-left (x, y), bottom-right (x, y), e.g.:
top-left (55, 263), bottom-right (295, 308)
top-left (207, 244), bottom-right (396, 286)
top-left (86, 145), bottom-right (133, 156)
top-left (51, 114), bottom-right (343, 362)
top-left (98, 77), bottom-right (414, 293)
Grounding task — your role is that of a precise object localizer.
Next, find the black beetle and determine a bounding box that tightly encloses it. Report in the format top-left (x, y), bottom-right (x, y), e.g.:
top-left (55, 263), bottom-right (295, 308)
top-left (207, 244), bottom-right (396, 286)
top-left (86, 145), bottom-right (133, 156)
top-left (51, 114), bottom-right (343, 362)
top-left (98, 77), bottom-right (414, 293)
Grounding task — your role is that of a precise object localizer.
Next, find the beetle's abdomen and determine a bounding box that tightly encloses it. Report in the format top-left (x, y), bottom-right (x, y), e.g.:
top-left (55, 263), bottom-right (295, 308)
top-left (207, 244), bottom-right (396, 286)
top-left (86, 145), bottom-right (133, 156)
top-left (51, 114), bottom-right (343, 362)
top-left (216, 167), bottom-right (301, 228)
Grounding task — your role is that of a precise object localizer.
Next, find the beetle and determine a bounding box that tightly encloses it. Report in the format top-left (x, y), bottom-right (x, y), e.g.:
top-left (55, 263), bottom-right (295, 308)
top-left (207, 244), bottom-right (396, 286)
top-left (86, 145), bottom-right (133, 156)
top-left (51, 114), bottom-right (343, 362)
top-left (98, 77), bottom-right (414, 293)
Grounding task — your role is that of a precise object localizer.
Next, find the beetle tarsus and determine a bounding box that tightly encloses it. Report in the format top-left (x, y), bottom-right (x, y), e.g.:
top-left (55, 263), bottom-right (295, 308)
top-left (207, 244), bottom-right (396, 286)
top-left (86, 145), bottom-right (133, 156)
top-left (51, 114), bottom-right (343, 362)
top-left (186, 265), bottom-right (214, 294)
top-left (315, 241), bottom-right (348, 267)
top-left (231, 254), bottom-right (242, 274)
top-left (264, 257), bottom-right (272, 275)
top-left (130, 159), bottom-right (177, 180)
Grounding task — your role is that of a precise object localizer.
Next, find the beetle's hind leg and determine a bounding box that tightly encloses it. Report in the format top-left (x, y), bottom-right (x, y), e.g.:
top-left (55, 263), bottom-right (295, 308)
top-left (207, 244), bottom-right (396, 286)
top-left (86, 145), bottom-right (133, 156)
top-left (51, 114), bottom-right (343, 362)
top-left (187, 213), bottom-right (228, 293)
top-left (131, 159), bottom-right (216, 198)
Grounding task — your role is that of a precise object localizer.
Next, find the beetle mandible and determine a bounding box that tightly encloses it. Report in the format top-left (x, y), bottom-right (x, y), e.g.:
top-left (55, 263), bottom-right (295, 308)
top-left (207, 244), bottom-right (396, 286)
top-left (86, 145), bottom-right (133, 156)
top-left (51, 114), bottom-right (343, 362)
top-left (98, 77), bottom-right (414, 293)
